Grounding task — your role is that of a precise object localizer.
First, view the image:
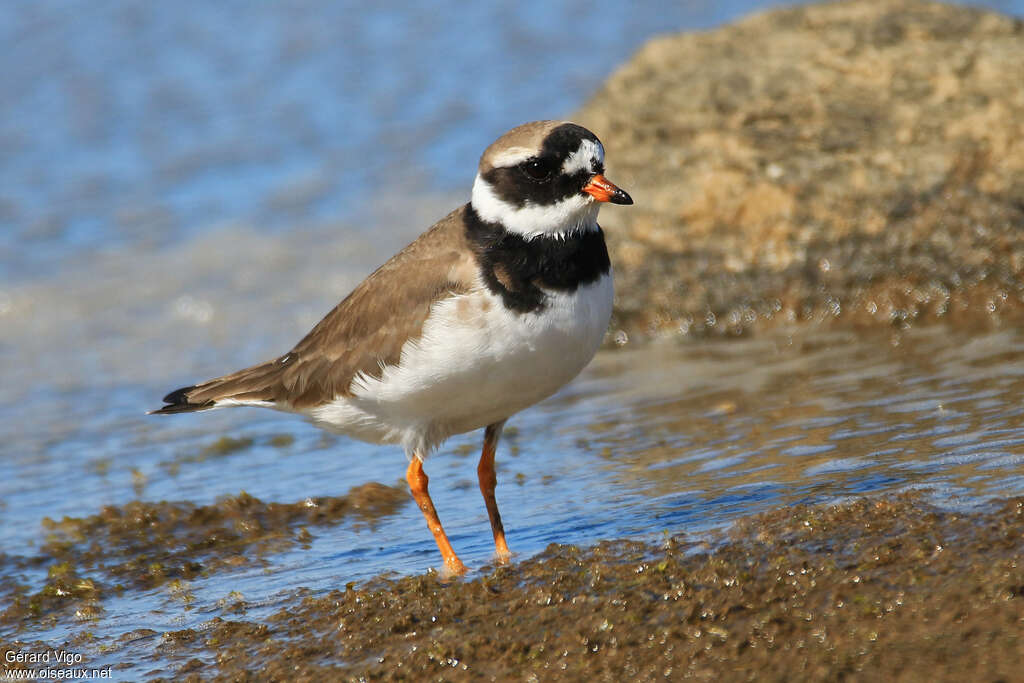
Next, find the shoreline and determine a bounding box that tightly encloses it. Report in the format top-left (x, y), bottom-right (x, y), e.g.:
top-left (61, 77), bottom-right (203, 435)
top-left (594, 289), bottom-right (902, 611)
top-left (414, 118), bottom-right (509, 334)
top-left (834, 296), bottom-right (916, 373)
top-left (6, 491), bottom-right (1020, 680)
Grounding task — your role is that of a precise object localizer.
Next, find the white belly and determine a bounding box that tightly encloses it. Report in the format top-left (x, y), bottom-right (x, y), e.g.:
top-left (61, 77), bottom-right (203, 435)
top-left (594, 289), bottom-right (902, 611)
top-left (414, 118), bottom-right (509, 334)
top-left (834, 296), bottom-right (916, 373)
top-left (308, 274), bottom-right (613, 456)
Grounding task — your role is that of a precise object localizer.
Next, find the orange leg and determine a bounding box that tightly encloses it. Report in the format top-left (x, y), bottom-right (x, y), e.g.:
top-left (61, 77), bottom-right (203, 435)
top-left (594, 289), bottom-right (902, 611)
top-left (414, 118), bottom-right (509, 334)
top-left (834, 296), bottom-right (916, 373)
top-left (406, 456), bottom-right (467, 575)
top-left (478, 421), bottom-right (511, 561)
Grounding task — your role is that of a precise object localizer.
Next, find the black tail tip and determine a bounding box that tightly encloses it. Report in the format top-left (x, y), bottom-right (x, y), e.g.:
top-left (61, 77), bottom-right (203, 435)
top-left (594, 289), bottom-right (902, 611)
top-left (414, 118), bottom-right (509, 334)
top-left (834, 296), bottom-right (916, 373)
top-left (149, 385), bottom-right (214, 415)
top-left (162, 386), bottom-right (196, 405)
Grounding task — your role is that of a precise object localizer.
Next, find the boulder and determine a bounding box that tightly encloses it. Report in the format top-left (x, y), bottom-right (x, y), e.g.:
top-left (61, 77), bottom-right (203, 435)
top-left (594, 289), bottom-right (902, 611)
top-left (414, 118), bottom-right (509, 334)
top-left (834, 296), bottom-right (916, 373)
top-left (578, 0), bottom-right (1024, 337)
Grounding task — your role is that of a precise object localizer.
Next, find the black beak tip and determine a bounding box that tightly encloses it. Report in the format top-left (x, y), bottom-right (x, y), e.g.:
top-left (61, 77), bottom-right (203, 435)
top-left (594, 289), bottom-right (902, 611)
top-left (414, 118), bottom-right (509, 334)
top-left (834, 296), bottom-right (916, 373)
top-left (611, 188), bottom-right (634, 206)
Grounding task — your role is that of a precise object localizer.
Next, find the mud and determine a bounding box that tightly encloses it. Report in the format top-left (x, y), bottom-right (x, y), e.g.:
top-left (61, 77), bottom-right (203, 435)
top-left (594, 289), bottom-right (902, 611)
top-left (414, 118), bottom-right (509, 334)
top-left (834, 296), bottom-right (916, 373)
top-left (0, 482), bottom-right (408, 629)
top-left (6, 493), bottom-right (1009, 681)
top-left (576, 0), bottom-right (1024, 339)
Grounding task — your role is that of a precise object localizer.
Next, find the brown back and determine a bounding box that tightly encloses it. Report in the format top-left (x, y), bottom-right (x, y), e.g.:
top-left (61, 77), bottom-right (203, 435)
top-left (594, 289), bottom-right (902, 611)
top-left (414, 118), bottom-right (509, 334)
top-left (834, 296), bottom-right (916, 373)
top-left (182, 206), bottom-right (478, 409)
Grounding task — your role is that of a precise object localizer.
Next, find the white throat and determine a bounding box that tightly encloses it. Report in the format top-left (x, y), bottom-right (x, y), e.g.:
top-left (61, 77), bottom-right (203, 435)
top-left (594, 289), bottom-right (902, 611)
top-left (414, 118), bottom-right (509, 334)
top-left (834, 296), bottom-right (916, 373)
top-left (471, 175), bottom-right (600, 240)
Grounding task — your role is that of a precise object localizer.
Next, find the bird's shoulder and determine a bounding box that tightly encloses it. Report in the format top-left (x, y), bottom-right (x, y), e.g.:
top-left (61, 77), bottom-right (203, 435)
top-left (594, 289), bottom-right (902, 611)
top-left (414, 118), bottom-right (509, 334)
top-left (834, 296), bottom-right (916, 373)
top-left (281, 205), bottom-right (479, 403)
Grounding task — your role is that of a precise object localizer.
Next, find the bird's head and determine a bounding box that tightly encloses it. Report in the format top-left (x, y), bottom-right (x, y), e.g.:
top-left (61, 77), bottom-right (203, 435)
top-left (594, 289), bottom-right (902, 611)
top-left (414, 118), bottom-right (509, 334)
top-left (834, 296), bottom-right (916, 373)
top-left (471, 121), bottom-right (632, 239)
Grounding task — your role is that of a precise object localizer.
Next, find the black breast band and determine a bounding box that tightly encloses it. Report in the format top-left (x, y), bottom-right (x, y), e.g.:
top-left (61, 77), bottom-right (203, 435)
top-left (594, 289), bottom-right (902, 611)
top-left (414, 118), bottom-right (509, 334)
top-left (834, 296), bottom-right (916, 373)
top-left (463, 204), bottom-right (611, 314)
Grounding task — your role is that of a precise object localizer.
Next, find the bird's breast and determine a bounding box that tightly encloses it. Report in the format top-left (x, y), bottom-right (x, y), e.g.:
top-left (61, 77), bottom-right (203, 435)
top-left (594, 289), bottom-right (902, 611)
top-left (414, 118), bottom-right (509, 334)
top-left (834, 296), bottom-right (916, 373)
top-left (348, 272), bottom-right (614, 435)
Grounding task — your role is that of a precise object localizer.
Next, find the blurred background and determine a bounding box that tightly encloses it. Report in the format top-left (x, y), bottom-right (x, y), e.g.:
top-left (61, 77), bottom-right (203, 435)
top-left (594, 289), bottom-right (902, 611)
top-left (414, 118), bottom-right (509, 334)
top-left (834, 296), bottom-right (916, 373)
top-left (2, 0), bottom-right (817, 281)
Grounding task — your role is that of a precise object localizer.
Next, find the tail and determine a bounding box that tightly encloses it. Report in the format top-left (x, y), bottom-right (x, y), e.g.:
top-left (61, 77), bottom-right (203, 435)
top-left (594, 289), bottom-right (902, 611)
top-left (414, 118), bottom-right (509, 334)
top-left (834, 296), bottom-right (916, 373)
top-left (149, 385), bottom-right (216, 414)
top-left (149, 359), bottom-right (284, 415)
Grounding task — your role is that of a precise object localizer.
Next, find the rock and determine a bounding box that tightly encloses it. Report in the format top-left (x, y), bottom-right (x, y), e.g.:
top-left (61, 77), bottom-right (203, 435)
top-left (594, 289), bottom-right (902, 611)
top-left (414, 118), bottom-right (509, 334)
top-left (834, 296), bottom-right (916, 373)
top-left (577, 0), bottom-right (1024, 338)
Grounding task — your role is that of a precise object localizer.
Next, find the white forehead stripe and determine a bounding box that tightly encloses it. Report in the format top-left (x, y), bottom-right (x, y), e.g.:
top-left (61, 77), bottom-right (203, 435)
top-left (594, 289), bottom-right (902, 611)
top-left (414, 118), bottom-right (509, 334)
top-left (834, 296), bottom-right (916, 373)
top-left (488, 146), bottom-right (536, 168)
top-left (561, 139), bottom-right (604, 175)
top-left (471, 174), bottom-right (600, 240)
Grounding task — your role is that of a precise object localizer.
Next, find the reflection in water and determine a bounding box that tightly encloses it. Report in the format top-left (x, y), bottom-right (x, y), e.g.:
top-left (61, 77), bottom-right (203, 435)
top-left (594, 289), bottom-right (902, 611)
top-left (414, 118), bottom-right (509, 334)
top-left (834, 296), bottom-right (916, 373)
top-left (576, 327), bottom-right (1024, 527)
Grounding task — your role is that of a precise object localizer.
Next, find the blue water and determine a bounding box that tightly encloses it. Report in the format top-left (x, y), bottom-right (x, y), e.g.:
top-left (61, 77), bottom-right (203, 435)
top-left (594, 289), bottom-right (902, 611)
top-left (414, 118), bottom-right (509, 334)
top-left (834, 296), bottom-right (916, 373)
top-left (5, 0), bottom-right (1019, 281)
top-left (3, 1), bottom-right (1024, 680)
top-left (0, 0), bottom-right (784, 280)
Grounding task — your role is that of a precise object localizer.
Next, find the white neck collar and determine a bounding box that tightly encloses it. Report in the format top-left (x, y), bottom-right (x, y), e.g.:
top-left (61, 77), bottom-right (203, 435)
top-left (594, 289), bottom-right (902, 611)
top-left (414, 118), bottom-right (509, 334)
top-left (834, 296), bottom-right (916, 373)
top-left (470, 175), bottom-right (600, 240)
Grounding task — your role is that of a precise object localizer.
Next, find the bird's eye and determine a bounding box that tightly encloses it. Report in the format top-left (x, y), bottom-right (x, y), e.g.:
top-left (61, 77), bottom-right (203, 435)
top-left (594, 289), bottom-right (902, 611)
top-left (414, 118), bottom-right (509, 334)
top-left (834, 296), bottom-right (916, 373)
top-left (522, 158), bottom-right (553, 181)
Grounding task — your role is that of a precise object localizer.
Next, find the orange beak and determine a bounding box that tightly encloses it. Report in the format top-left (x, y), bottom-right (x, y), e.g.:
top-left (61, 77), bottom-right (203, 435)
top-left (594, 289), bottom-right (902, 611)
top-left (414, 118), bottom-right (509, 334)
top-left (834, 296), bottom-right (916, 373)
top-left (582, 174), bottom-right (633, 205)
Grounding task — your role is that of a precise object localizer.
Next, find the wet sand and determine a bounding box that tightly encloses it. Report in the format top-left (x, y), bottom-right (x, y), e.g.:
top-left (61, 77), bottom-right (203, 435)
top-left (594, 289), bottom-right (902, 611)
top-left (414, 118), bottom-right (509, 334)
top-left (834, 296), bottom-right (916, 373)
top-left (4, 493), bottom-right (1021, 680)
top-left (0, 482), bottom-right (409, 628)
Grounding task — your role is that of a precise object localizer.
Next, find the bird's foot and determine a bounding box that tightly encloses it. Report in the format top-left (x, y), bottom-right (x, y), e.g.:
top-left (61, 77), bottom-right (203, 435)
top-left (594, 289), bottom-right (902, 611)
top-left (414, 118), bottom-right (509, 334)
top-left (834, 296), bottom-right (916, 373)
top-left (439, 555), bottom-right (469, 578)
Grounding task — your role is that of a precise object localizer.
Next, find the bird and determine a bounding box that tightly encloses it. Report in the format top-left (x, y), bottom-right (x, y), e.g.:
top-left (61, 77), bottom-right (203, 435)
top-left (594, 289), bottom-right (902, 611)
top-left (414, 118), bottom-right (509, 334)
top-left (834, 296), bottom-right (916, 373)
top-left (152, 121), bottom-right (633, 574)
